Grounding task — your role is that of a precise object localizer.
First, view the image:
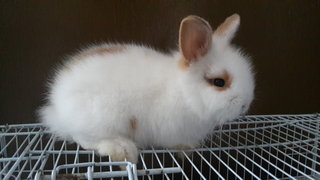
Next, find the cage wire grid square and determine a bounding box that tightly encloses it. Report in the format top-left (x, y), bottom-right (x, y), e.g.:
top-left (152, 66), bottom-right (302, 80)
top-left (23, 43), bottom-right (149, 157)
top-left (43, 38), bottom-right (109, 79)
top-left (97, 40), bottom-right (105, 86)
top-left (0, 114), bottom-right (319, 180)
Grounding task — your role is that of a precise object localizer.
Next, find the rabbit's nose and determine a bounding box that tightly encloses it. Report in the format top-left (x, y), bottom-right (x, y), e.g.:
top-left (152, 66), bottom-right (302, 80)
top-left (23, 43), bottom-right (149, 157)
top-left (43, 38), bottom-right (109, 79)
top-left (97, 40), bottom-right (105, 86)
top-left (230, 96), bottom-right (238, 103)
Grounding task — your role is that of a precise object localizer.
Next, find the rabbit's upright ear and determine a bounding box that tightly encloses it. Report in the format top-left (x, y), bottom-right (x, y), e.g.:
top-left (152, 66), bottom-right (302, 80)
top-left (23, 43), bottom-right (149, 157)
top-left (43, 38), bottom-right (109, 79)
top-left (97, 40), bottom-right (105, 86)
top-left (213, 14), bottom-right (240, 43)
top-left (179, 15), bottom-right (212, 65)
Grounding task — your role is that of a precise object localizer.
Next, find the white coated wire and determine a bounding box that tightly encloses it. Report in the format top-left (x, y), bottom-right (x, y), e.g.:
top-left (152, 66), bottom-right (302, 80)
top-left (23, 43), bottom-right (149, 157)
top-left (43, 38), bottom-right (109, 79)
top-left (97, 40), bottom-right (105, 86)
top-left (0, 114), bottom-right (319, 180)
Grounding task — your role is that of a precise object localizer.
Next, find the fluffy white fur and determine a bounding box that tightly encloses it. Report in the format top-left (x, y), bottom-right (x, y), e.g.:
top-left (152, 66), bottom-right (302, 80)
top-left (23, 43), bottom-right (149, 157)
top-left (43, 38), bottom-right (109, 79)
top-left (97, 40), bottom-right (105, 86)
top-left (39, 14), bottom-right (254, 164)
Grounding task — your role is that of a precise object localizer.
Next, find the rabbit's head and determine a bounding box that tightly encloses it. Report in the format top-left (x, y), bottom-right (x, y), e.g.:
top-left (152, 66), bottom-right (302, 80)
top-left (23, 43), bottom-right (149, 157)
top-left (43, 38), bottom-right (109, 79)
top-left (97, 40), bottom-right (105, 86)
top-left (178, 14), bottom-right (255, 124)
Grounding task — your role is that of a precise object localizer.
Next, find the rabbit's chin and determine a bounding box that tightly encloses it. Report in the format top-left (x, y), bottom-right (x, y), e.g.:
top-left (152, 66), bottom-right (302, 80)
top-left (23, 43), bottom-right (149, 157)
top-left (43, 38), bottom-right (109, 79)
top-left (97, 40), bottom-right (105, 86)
top-left (220, 108), bottom-right (243, 123)
top-left (203, 96), bottom-right (252, 127)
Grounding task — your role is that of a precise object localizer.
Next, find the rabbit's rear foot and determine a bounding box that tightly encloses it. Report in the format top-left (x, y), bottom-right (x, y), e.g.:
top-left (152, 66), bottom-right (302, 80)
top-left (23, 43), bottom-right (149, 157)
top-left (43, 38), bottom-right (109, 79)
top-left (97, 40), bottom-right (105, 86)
top-left (96, 137), bottom-right (139, 164)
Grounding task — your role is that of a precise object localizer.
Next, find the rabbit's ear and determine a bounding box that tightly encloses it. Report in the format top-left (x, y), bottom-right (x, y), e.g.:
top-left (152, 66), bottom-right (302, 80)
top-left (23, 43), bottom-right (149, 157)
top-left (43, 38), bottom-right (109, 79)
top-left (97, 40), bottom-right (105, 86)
top-left (213, 14), bottom-right (240, 43)
top-left (179, 15), bottom-right (212, 64)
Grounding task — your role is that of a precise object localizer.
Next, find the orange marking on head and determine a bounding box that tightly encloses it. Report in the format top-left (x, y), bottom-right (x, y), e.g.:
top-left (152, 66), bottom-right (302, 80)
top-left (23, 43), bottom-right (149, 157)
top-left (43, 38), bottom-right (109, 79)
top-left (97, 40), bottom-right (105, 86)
top-left (206, 71), bottom-right (233, 91)
top-left (178, 57), bottom-right (190, 70)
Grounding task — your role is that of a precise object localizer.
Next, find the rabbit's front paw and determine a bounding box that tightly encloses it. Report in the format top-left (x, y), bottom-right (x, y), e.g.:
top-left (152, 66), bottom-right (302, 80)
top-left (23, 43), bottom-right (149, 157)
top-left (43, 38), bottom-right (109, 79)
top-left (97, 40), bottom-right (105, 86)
top-left (173, 145), bottom-right (196, 160)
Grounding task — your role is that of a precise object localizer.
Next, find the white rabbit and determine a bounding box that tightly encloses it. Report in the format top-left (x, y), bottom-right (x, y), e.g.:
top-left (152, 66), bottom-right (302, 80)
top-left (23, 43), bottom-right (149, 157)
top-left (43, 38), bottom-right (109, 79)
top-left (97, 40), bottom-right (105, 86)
top-left (39, 14), bottom-right (254, 164)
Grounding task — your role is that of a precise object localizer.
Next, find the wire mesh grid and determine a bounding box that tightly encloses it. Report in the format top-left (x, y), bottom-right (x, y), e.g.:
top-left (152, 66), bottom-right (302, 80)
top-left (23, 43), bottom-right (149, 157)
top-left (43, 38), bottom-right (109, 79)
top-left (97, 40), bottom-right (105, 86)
top-left (0, 114), bottom-right (319, 180)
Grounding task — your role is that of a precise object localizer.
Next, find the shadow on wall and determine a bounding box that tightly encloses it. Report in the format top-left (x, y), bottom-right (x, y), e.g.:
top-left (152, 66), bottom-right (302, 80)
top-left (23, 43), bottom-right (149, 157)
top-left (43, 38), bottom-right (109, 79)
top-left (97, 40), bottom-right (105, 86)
top-left (0, 0), bottom-right (319, 124)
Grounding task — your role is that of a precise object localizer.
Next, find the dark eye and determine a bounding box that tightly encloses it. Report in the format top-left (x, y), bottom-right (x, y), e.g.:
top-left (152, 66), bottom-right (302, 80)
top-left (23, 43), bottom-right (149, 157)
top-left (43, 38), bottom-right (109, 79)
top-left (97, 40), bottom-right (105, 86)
top-left (208, 78), bottom-right (225, 87)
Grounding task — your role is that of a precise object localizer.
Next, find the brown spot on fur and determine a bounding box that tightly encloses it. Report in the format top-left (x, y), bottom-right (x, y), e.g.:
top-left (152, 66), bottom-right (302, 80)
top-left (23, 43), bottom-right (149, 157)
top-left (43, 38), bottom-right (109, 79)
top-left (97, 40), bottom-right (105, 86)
top-left (74, 46), bottom-right (124, 60)
top-left (214, 14), bottom-right (240, 36)
top-left (206, 71), bottom-right (233, 91)
top-left (130, 117), bottom-right (137, 134)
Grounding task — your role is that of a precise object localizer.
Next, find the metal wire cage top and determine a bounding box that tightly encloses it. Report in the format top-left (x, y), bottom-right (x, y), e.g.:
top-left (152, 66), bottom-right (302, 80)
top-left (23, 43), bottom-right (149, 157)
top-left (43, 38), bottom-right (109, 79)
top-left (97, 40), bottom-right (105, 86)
top-left (1, 114), bottom-right (320, 180)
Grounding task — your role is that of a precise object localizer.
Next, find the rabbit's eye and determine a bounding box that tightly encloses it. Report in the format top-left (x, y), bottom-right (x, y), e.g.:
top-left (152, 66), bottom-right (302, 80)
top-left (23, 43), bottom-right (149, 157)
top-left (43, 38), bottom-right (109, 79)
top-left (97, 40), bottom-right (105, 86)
top-left (208, 78), bottom-right (225, 87)
top-left (205, 71), bottom-right (232, 90)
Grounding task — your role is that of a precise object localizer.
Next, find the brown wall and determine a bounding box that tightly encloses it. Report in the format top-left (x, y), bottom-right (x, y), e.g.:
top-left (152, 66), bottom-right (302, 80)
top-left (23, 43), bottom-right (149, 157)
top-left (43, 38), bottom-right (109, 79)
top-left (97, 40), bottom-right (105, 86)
top-left (1, 1), bottom-right (319, 124)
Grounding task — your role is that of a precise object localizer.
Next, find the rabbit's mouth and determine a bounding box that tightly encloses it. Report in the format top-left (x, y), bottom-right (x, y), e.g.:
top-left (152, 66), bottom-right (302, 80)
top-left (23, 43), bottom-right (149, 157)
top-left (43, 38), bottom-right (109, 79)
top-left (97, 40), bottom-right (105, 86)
top-left (240, 104), bottom-right (249, 115)
top-left (228, 95), bottom-right (250, 115)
